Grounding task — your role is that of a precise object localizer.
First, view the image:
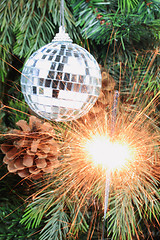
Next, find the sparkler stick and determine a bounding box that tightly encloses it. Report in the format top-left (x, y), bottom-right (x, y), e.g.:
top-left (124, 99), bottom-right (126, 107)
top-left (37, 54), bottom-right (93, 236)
top-left (111, 90), bottom-right (119, 136)
top-left (102, 90), bottom-right (119, 240)
top-left (102, 169), bottom-right (111, 239)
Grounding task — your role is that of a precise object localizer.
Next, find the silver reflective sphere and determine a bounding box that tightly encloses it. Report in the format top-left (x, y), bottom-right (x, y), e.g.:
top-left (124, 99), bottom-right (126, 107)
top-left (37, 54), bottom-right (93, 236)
top-left (21, 29), bottom-right (101, 121)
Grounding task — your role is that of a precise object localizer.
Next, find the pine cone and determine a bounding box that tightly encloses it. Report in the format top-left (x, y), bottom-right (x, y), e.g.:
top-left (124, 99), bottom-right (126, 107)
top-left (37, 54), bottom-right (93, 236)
top-left (86, 69), bottom-right (116, 118)
top-left (1, 116), bottom-right (60, 179)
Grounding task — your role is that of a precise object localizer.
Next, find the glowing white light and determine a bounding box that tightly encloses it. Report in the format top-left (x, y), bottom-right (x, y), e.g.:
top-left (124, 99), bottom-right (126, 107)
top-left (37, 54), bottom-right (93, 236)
top-left (84, 134), bottom-right (134, 171)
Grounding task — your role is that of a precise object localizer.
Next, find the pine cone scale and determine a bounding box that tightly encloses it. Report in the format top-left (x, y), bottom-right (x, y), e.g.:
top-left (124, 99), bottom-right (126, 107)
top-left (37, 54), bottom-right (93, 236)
top-left (29, 167), bottom-right (41, 175)
top-left (1, 143), bottom-right (12, 154)
top-left (6, 147), bottom-right (19, 160)
top-left (7, 161), bottom-right (17, 173)
top-left (16, 120), bottom-right (31, 132)
top-left (18, 169), bottom-right (30, 178)
top-left (36, 158), bottom-right (47, 168)
top-left (31, 139), bottom-right (40, 152)
top-left (14, 158), bottom-right (25, 170)
top-left (3, 155), bottom-right (10, 164)
top-left (23, 155), bottom-right (34, 167)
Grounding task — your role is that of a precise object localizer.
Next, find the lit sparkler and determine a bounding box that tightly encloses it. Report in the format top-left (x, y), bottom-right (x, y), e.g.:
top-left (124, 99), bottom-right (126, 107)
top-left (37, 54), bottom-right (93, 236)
top-left (58, 92), bottom-right (159, 239)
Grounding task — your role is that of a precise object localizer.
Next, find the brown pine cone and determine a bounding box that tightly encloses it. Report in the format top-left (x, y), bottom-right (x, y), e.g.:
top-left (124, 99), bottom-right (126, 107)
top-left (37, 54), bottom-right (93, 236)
top-left (83, 68), bottom-right (116, 119)
top-left (1, 116), bottom-right (60, 179)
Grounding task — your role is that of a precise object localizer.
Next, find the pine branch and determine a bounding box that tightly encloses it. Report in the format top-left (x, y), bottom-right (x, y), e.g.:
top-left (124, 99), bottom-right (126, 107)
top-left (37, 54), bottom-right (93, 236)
top-left (72, 0), bottom-right (160, 48)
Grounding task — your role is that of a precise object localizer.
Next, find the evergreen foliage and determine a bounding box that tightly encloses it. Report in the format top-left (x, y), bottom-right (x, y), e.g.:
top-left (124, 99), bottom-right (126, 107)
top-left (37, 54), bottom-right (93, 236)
top-left (0, 0), bottom-right (159, 239)
top-left (0, 201), bottom-right (39, 240)
top-left (21, 189), bottom-right (90, 240)
top-left (72, 0), bottom-right (160, 49)
top-left (7, 99), bottom-right (29, 128)
top-left (71, 0), bottom-right (160, 102)
top-left (0, 164), bottom-right (40, 239)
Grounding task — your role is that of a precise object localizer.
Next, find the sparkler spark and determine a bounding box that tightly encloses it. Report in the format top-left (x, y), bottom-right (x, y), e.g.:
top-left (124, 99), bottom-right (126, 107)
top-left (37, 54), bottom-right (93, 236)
top-left (84, 133), bottom-right (135, 172)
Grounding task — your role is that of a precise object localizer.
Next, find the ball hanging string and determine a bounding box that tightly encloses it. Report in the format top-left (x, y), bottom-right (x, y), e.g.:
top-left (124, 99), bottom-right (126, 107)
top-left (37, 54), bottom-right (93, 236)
top-left (60, 0), bottom-right (65, 31)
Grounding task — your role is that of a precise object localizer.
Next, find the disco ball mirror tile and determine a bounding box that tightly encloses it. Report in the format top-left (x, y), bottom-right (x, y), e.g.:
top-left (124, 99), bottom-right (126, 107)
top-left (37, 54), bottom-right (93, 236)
top-left (21, 41), bottom-right (102, 121)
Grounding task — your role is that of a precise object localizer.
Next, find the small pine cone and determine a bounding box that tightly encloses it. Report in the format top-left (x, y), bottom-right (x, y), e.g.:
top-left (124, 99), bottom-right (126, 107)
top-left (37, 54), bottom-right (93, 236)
top-left (79, 69), bottom-right (116, 122)
top-left (1, 116), bottom-right (60, 179)
top-left (101, 70), bottom-right (115, 91)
